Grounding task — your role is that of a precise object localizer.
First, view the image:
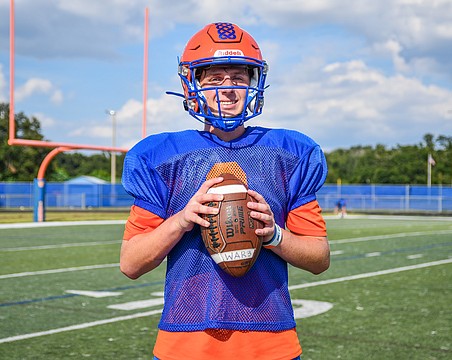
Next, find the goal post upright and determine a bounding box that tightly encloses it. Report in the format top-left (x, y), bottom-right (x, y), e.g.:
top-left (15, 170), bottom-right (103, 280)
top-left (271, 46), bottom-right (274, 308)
top-left (8, 1), bottom-right (150, 221)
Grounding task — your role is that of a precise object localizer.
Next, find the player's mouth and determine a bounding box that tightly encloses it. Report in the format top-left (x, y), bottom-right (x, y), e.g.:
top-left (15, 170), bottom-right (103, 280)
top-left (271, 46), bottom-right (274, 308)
top-left (220, 100), bottom-right (236, 105)
top-left (210, 97), bottom-right (243, 117)
top-left (218, 100), bottom-right (238, 109)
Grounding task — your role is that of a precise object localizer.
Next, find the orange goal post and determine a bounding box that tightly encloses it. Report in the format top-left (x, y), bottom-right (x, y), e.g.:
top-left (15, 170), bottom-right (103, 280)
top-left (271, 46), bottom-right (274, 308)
top-left (8, 0), bottom-right (150, 221)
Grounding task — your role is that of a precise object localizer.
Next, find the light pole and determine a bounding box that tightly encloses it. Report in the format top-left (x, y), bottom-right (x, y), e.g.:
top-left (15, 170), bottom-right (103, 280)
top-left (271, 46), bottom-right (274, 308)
top-left (106, 109), bottom-right (117, 184)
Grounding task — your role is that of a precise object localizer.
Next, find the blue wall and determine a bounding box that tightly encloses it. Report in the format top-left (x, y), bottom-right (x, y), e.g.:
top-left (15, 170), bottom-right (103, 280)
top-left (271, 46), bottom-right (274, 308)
top-left (1, 182), bottom-right (451, 213)
top-left (317, 184), bottom-right (452, 212)
top-left (0, 182), bottom-right (133, 209)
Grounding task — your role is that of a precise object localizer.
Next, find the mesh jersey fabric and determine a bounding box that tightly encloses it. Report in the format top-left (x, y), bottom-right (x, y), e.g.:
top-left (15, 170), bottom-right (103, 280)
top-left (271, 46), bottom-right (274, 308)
top-left (122, 126), bottom-right (328, 332)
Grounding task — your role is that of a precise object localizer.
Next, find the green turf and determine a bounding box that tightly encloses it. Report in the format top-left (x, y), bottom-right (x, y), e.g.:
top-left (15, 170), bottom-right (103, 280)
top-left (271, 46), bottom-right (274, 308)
top-left (0, 216), bottom-right (451, 359)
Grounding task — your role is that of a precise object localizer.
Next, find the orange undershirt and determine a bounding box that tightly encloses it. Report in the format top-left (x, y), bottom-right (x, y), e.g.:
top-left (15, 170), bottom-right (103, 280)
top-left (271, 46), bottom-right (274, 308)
top-left (286, 200), bottom-right (327, 237)
top-left (154, 328), bottom-right (301, 360)
top-left (123, 200), bottom-right (327, 359)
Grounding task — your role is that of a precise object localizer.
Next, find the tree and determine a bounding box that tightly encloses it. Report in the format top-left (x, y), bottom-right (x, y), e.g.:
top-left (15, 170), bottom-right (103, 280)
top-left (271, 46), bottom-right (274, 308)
top-left (325, 136), bottom-right (452, 185)
top-left (0, 103), bottom-right (52, 181)
top-left (1, 103), bottom-right (124, 182)
top-left (53, 152), bottom-right (124, 182)
top-left (1, 102), bottom-right (450, 184)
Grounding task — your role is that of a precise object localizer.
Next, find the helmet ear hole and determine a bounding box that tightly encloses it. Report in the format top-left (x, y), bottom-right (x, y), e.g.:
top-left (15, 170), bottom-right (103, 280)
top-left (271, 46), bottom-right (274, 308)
top-left (249, 67), bottom-right (259, 88)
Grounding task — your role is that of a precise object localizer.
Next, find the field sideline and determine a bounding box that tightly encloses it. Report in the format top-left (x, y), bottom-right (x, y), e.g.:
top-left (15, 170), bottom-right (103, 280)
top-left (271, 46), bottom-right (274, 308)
top-left (0, 215), bottom-right (451, 359)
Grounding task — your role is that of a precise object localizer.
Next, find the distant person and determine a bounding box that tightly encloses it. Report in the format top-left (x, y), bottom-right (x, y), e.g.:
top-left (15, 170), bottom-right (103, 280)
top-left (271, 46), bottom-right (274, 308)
top-left (120, 22), bottom-right (330, 360)
top-left (334, 198), bottom-right (347, 218)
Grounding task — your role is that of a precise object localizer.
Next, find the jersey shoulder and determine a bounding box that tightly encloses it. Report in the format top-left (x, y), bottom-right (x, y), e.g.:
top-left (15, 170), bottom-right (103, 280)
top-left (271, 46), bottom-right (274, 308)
top-left (126, 129), bottom-right (203, 165)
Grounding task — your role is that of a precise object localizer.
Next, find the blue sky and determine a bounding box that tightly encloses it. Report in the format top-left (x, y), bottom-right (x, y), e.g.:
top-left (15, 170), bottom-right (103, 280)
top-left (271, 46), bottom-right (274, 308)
top-left (1, 0), bottom-right (451, 152)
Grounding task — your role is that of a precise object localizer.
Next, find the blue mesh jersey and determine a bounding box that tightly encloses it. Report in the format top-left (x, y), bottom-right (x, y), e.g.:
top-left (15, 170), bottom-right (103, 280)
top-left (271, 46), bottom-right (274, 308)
top-left (122, 126), bottom-right (327, 332)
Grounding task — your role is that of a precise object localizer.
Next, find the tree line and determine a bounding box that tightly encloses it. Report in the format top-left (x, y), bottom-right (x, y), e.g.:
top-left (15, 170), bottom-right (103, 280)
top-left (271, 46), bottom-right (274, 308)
top-left (1, 103), bottom-right (451, 185)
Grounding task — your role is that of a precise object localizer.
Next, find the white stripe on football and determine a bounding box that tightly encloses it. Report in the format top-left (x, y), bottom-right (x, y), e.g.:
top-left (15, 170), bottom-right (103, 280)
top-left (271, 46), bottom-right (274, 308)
top-left (207, 184), bottom-right (247, 195)
top-left (211, 249), bottom-right (256, 264)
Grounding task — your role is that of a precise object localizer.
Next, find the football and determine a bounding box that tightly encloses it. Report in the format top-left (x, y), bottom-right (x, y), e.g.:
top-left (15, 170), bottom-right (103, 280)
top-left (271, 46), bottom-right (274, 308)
top-left (201, 173), bottom-right (264, 277)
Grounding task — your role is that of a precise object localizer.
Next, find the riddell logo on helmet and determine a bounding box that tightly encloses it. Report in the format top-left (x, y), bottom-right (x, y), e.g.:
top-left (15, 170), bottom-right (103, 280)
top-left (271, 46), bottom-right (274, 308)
top-left (214, 49), bottom-right (244, 57)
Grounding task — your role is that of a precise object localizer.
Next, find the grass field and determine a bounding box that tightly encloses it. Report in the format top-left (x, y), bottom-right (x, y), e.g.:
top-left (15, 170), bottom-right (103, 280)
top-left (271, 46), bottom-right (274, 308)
top-left (0, 215), bottom-right (451, 359)
top-left (0, 210), bottom-right (130, 224)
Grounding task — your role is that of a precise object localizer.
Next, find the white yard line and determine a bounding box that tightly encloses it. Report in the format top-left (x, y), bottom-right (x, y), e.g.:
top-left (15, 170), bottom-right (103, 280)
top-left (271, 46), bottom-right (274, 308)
top-left (288, 258), bottom-right (452, 290)
top-left (0, 310), bottom-right (162, 344)
top-left (1, 240), bottom-right (122, 252)
top-left (3, 229), bottom-right (451, 253)
top-left (0, 214), bottom-right (450, 231)
top-left (323, 214), bottom-right (452, 222)
top-left (1, 258), bottom-right (451, 344)
top-left (0, 263), bottom-right (119, 279)
top-left (1, 229), bottom-right (451, 278)
top-left (329, 229), bottom-right (452, 245)
top-left (0, 220), bottom-right (126, 229)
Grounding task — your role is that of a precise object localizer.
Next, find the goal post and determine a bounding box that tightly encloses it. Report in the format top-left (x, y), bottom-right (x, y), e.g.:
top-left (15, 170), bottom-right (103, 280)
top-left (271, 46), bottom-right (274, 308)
top-left (8, 0), bottom-right (150, 221)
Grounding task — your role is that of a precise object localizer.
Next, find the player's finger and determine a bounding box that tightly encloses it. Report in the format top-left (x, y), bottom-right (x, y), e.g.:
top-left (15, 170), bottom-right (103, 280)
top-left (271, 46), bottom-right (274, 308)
top-left (190, 178), bottom-right (224, 205)
top-left (196, 192), bottom-right (224, 206)
top-left (248, 201), bottom-right (273, 220)
top-left (182, 207), bottom-right (211, 228)
top-left (249, 210), bottom-right (273, 224)
top-left (194, 214), bottom-right (212, 228)
top-left (247, 200), bottom-right (271, 213)
top-left (194, 200), bottom-right (222, 227)
top-left (247, 189), bottom-right (264, 203)
top-left (197, 176), bottom-right (224, 195)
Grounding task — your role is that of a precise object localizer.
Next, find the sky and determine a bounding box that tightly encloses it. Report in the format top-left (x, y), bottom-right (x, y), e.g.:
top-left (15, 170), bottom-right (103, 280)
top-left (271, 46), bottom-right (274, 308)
top-left (1, 0), bottom-right (452, 153)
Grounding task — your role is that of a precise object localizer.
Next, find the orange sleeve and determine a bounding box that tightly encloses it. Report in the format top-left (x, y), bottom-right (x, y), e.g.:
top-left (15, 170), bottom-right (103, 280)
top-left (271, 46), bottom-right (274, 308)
top-left (286, 200), bottom-right (327, 237)
top-left (123, 205), bottom-right (164, 240)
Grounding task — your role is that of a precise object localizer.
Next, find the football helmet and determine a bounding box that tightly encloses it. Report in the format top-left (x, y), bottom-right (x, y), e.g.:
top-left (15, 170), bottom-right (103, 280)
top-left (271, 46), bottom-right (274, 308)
top-left (170, 22), bottom-right (268, 132)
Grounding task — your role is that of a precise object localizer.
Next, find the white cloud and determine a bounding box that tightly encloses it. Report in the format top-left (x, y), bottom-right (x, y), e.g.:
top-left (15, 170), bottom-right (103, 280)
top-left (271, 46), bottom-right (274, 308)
top-left (50, 90), bottom-right (63, 104)
top-left (31, 112), bottom-right (56, 127)
top-left (371, 40), bottom-right (410, 73)
top-left (15, 78), bottom-right (63, 103)
top-left (66, 93), bottom-right (193, 148)
top-left (69, 125), bottom-right (112, 139)
top-left (114, 94), bottom-right (195, 146)
top-left (4, 0), bottom-right (450, 76)
top-left (262, 57), bottom-right (452, 149)
top-left (250, 0), bottom-right (452, 75)
top-left (2, 0), bottom-right (451, 151)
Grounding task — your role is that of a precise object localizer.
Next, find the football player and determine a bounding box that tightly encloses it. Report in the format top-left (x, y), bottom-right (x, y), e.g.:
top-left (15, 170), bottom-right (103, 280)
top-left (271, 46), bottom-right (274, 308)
top-left (120, 22), bottom-right (330, 360)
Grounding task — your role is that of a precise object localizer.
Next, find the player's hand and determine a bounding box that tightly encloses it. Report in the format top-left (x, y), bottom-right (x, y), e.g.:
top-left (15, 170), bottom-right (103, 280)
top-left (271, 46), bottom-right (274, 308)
top-left (247, 189), bottom-right (276, 243)
top-left (176, 177), bottom-right (224, 232)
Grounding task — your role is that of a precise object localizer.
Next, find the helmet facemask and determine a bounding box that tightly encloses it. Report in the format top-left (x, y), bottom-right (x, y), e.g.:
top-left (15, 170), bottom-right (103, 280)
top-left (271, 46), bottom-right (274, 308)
top-left (180, 59), bottom-right (267, 132)
top-left (167, 23), bottom-right (269, 132)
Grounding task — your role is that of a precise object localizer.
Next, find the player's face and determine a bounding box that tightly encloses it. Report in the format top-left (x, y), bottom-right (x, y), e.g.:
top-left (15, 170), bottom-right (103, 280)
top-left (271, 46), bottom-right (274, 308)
top-left (198, 66), bottom-right (251, 118)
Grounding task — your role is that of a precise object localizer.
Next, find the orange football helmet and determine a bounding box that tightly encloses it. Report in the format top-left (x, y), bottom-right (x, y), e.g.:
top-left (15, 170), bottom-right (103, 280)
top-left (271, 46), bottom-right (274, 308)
top-left (169, 23), bottom-right (268, 131)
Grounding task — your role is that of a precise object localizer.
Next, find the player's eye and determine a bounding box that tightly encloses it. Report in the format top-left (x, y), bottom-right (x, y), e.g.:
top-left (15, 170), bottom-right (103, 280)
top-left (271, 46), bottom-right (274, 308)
top-left (231, 75), bottom-right (247, 84)
top-left (203, 74), bottom-right (248, 86)
top-left (208, 76), bottom-right (223, 84)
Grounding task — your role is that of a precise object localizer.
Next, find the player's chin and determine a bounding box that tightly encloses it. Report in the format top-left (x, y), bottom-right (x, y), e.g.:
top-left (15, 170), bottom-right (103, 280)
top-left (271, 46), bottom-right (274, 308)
top-left (213, 111), bottom-right (240, 118)
top-left (219, 105), bottom-right (244, 117)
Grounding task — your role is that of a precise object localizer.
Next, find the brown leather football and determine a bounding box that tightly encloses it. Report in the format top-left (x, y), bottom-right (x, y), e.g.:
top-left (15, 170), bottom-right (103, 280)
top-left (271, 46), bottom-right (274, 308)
top-left (201, 173), bottom-right (264, 277)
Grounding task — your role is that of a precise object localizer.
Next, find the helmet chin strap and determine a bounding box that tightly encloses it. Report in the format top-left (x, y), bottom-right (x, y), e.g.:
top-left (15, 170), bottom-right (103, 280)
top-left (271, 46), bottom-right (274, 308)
top-left (212, 117), bottom-right (245, 132)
